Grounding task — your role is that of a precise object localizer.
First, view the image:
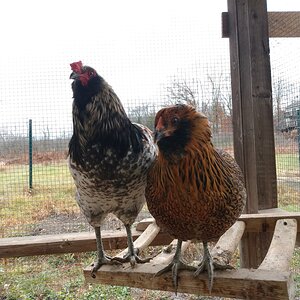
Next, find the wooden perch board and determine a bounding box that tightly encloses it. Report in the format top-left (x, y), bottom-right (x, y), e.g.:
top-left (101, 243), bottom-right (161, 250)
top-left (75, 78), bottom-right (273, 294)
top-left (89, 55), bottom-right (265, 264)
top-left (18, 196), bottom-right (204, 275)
top-left (136, 211), bottom-right (300, 234)
top-left (84, 219), bottom-right (295, 299)
top-left (0, 228), bottom-right (172, 258)
top-left (259, 219), bottom-right (297, 272)
top-left (1, 210), bottom-right (299, 258)
top-left (115, 222), bottom-right (160, 259)
top-left (84, 265), bottom-right (294, 300)
top-left (152, 239), bottom-right (191, 266)
top-left (211, 221), bottom-right (245, 265)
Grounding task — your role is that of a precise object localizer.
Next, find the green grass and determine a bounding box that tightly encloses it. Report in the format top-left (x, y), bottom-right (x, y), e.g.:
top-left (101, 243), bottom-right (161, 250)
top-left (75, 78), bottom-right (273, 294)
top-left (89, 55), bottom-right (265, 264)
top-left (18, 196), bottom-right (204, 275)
top-left (276, 153), bottom-right (299, 175)
top-left (0, 162), bottom-right (78, 238)
top-left (292, 248), bottom-right (300, 299)
top-left (0, 253), bottom-right (133, 300)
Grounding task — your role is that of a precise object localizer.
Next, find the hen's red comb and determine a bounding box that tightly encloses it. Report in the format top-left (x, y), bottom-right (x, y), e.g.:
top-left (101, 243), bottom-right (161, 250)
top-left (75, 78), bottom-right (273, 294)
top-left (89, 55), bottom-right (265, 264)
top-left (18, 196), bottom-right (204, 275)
top-left (70, 61), bottom-right (83, 73)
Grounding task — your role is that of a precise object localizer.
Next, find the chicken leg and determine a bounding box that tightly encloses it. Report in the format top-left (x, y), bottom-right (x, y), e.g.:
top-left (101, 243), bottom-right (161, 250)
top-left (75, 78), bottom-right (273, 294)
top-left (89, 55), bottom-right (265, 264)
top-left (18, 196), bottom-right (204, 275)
top-left (112, 224), bottom-right (151, 266)
top-left (91, 226), bottom-right (120, 277)
top-left (156, 239), bottom-right (196, 294)
top-left (194, 241), bottom-right (234, 293)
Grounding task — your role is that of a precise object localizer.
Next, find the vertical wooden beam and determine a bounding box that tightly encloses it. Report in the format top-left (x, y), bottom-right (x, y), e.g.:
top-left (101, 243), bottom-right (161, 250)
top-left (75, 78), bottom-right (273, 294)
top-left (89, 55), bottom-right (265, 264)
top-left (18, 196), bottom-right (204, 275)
top-left (227, 0), bottom-right (278, 267)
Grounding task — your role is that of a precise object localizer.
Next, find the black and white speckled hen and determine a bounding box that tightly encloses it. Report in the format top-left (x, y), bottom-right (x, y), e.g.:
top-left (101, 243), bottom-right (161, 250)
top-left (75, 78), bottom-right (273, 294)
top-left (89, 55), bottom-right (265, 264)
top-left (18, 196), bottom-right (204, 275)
top-left (145, 104), bottom-right (246, 292)
top-left (68, 61), bottom-right (157, 275)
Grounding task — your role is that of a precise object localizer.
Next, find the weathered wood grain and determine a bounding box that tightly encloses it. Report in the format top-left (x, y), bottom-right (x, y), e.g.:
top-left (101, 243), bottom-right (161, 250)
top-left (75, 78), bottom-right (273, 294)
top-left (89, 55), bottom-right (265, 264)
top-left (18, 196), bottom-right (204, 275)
top-left (115, 222), bottom-right (160, 259)
top-left (259, 219), bottom-right (297, 271)
top-left (227, 0), bottom-right (277, 267)
top-left (84, 264), bottom-right (295, 300)
top-left (0, 228), bottom-right (173, 258)
top-left (222, 12), bottom-right (300, 38)
top-left (2, 212), bottom-right (299, 259)
top-left (136, 212), bottom-right (300, 233)
top-left (211, 221), bottom-right (245, 265)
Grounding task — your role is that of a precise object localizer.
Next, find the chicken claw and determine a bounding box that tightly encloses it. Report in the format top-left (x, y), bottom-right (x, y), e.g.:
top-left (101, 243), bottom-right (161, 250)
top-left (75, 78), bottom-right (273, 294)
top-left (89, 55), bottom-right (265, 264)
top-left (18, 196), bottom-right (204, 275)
top-left (112, 248), bottom-right (151, 266)
top-left (155, 240), bottom-right (196, 294)
top-left (91, 227), bottom-right (122, 278)
top-left (194, 241), bottom-right (234, 293)
top-left (111, 224), bottom-right (152, 267)
top-left (91, 255), bottom-right (121, 278)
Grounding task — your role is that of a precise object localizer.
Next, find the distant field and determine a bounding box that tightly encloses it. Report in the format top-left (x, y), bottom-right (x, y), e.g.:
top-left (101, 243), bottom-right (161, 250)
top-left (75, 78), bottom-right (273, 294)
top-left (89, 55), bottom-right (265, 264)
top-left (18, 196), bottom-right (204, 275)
top-left (1, 153), bottom-right (300, 238)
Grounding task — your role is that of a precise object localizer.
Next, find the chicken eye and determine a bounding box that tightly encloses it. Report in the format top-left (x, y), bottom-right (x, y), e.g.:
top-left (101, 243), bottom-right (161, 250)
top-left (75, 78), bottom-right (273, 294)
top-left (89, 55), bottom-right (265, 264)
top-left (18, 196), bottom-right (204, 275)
top-left (89, 71), bottom-right (94, 77)
top-left (171, 117), bottom-right (179, 126)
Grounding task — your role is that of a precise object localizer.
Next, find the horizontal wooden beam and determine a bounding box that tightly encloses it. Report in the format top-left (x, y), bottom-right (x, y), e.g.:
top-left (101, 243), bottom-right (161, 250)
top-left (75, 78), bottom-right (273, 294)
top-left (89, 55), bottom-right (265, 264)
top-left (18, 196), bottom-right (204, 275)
top-left (1, 210), bottom-right (299, 259)
top-left (222, 11), bottom-right (300, 38)
top-left (0, 228), bottom-right (172, 259)
top-left (136, 211), bottom-right (300, 233)
top-left (84, 264), bottom-right (295, 300)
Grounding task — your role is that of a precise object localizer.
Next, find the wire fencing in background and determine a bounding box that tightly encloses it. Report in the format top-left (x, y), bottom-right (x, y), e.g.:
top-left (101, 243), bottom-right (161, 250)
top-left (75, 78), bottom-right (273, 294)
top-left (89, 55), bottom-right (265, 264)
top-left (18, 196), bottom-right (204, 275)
top-left (271, 37), bottom-right (300, 212)
top-left (0, 2), bottom-right (300, 299)
top-left (0, 3), bottom-right (299, 243)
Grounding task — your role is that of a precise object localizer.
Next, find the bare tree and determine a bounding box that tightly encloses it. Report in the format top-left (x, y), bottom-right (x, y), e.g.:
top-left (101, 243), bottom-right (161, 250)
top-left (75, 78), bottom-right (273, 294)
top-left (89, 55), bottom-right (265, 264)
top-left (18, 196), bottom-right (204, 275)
top-left (164, 73), bottom-right (232, 134)
top-left (199, 73), bottom-right (232, 134)
top-left (165, 79), bottom-right (198, 108)
top-left (272, 77), bottom-right (284, 130)
top-left (127, 104), bottom-right (156, 129)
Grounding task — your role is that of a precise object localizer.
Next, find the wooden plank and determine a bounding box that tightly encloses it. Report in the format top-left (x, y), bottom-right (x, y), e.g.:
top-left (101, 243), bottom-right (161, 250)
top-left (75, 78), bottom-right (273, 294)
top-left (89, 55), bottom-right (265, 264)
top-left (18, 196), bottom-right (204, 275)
top-left (227, 0), bottom-right (277, 268)
top-left (84, 264), bottom-right (295, 300)
top-left (152, 240), bottom-right (191, 265)
top-left (2, 211), bottom-right (299, 259)
top-left (136, 212), bottom-right (300, 233)
top-left (268, 12), bottom-right (300, 37)
top-left (259, 219), bottom-right (297, 271)
top-left (115, 222), bottom-right (160, 259)
top-left (229, 0), bottom-right (277, 211)
top-left (211, 221), bottom-right (245, 265)
top-left (0, 228), bottom-right (173, 259)
top-left (84, 219), bottom-right (295, 299)
top-left (227, 0), bottom-right (251, 210)
top-left (222, 12), bottom-right (300, 38)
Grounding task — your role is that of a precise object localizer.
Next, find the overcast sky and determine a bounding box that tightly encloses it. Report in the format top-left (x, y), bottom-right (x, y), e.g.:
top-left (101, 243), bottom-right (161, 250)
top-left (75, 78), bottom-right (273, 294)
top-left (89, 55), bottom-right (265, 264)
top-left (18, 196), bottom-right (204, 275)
top-left (0, 0), bottom-right (299, 136)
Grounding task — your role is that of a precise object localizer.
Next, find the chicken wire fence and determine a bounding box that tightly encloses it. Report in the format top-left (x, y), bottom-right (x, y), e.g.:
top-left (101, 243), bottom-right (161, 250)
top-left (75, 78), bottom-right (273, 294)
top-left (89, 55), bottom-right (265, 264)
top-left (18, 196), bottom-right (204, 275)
top-left (0, 0), bottom-right (299, 258)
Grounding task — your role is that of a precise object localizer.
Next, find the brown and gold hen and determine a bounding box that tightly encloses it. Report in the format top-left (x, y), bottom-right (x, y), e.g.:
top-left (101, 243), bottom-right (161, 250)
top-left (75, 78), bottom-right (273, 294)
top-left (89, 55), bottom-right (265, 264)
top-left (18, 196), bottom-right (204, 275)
top-left (146, 104), bottom-right (246, 292)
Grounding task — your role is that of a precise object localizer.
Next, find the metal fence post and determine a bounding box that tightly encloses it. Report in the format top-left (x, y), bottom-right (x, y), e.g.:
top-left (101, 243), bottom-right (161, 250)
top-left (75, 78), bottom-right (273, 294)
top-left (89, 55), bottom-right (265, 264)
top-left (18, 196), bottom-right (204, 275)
top-left (29, 119), bottom-right (33, 189)
top-left (297, 110), bottom-right (300, 167)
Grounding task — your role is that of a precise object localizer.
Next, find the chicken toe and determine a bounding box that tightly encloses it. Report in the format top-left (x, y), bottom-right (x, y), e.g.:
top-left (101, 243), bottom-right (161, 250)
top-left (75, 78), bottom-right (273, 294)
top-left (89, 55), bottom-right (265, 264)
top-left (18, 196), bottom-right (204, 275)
top-left (194, 241), bottom-right (234, 293)
top-left (112, 224), bottom-right (152, 266)
top-left (156, 240), bottom-right (196, 294)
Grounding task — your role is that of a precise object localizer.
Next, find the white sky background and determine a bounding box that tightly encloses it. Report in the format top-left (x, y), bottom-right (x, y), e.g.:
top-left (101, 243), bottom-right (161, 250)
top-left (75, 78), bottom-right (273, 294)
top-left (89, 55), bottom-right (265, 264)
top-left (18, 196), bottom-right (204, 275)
top-left (0, 0), bottom-right (299, 137)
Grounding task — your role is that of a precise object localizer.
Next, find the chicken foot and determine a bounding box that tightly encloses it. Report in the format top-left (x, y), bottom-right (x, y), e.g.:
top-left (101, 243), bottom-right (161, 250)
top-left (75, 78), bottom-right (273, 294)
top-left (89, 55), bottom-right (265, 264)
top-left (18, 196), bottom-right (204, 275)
top-left (194, 241), bottom-right (234, 293)
top-left (91, 226), bottom-right (121, 277)
top-left (156, 239), bottom-right (196, 294)
top-left (112, 224), bottom-right (151, 266)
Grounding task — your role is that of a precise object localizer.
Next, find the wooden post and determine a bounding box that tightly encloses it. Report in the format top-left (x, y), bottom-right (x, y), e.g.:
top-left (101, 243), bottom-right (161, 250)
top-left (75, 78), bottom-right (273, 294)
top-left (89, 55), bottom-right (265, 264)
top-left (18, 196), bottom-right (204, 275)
top-left (227, 0), bottom-right (277, 267)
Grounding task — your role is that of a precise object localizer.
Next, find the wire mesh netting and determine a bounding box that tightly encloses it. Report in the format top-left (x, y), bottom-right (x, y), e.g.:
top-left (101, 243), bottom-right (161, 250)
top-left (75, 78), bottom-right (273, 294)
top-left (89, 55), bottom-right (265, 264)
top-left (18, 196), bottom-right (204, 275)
top-left (271, 37), bottom-right (300, 212)
top-left (0, 1), bottom-right (236, 240)
top-left (0, 0), bottom-right (300, 298)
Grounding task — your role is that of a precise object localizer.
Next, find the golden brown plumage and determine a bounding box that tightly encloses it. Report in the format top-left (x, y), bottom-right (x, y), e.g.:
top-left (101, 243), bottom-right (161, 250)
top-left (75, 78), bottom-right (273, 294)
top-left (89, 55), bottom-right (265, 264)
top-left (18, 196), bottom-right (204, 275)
top-left (145, 104), bottom-right (246, 292)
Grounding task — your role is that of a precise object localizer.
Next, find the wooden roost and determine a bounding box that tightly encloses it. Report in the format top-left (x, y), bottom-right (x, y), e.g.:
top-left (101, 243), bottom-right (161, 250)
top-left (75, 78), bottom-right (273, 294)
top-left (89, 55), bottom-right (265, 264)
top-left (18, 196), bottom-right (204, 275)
top-left (84, 213), bottom-right (299, 300)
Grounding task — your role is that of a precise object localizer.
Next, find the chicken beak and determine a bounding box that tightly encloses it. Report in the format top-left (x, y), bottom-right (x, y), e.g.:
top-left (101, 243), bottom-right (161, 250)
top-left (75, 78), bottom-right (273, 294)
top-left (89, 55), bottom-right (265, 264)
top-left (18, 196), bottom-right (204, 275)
top-left (154, 129), bottom-right (165, 143)
top-left (70, 71), bottom-right (80, 80)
